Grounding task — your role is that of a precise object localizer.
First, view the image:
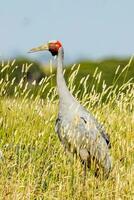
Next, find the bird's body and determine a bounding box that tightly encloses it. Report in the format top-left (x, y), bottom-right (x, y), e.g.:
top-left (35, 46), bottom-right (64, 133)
top-left (55, 47), bottom-right (111, 176)
top-left (29, 41), bottom-right (112, 178)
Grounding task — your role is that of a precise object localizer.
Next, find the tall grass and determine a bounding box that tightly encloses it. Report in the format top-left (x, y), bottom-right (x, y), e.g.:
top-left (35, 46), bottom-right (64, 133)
top-left (0, 58), bottom-right (133, 199)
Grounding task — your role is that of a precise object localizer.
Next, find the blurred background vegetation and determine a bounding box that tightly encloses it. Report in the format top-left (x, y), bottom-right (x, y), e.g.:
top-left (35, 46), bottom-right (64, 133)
top-left (0, 57), bottom-right (133, 99)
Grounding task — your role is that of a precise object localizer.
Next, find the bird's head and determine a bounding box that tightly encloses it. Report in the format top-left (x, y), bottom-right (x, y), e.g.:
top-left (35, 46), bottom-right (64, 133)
top-left (29, 40), bottom-right (62, 56)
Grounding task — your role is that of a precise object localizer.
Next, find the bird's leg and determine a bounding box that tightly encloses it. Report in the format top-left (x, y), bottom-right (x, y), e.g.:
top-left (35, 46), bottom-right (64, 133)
top-left (83, 161), bottom-right (86, 185)
top-left (87, 156), bottom-right (91, 169)
top-left (79, 149), bottom-right (90, 186)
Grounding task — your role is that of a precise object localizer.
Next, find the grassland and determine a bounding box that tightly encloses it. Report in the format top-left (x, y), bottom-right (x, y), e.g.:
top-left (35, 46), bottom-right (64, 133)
top-left (0, 59), bottom-right (134, 199)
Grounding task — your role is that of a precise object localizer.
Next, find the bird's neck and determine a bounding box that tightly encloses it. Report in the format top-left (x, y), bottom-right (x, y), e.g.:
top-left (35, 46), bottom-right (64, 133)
top-left (56, 47), bottom-right (75, 108)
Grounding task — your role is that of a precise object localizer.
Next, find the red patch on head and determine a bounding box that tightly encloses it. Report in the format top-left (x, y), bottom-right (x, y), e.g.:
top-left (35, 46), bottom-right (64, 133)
top-left (48, 40), bottom-right (62, 56)
top-left (55, 41), bottom-right (62, 48)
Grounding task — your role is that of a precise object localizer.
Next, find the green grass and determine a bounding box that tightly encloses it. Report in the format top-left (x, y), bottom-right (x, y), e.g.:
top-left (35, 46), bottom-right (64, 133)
top-left (1, 56), bottom-right (134, 98)
top-left (0, 59), bottom-right (134, 199)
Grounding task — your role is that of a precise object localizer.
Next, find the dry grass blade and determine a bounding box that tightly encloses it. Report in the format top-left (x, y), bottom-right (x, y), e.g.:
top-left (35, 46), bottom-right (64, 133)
top-left (0, 58), bottom-right (133, 199)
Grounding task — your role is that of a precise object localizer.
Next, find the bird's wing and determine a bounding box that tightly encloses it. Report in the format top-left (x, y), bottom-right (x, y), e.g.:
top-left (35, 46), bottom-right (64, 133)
top-left (79, 108), bottom-right (111, 148)
top-left (78, 113), bottom-right (112, 175)
top-left (95, 121), bottom-right (111, 148)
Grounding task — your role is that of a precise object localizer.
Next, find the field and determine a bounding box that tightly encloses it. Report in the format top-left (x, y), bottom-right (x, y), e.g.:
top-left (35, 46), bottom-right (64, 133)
top-left (0, 59), bottom-right (134, 199)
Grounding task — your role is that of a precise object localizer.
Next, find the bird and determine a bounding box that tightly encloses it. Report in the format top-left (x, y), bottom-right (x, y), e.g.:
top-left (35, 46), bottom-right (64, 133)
top-left (29, 40), bottom-right (112, 179)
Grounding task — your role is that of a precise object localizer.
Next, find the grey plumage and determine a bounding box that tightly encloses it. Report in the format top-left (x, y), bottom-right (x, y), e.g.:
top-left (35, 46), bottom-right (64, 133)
top-left (55, 47), bottom-right (112, 177)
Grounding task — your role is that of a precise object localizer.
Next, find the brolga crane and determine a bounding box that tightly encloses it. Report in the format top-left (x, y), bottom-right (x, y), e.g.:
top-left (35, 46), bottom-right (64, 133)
top-left (29, 40), bottom-right (112, 179)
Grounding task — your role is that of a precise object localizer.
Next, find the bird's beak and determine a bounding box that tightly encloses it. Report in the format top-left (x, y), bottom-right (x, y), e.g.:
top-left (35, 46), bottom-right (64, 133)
top-left (28, 43), bottom-right (49, 53)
